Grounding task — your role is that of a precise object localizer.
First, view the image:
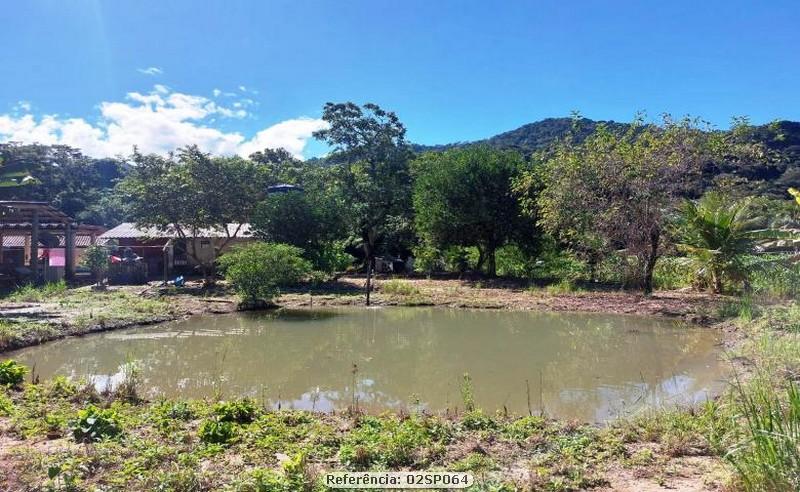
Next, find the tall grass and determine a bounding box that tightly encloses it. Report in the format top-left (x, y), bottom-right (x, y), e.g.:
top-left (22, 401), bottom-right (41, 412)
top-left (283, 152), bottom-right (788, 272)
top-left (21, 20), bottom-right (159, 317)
top-left (8, 280), bottom-right (67, 302)
top-left (727, 380), bottom-right (800, 492)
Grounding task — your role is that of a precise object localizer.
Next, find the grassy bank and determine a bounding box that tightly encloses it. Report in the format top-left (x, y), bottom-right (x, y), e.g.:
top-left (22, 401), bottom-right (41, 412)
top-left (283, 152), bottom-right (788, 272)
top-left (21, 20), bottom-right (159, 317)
top-left (0, 282), bottom-right (177, 352)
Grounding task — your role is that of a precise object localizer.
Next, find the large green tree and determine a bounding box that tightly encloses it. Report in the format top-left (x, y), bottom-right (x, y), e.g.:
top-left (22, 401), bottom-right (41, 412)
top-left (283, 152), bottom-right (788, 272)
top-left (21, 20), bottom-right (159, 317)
top-left (412, 146), bottom-right (533, 276)
top-left (117, 146), bottom-right (265, 283)
top-left (313, 102), bottom-right (413, 303)
top-left (0, 143), bottom-right (126, 225)
top-left (528, 116), bottom-right (714, 293)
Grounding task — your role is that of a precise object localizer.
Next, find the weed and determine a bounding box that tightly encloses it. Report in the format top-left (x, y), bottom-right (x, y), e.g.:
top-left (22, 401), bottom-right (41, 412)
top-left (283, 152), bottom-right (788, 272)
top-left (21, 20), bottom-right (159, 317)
top-left (380, 279), bottom-right (419, 296)
top-left (70, 405), bottom-right (123, 442)
top-left (214, 398), bottom-right (259, 423)
top-left (198, 418), bottom-right (237, 445)
top-left (726, 379), bottom-right (800, 491)
top-left (0, 359), bottom-right (28, 387)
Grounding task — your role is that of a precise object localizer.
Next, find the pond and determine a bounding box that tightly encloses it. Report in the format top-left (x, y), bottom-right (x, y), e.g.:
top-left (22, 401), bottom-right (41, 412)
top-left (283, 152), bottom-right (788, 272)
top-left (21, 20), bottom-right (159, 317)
top-left (6, 308), bottom-right (728, 422)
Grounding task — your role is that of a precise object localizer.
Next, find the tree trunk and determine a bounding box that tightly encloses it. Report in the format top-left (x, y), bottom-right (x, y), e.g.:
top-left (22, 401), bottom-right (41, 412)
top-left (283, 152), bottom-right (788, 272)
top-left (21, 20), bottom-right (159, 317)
top-left (365, 255), bottom-right (373, 306)
top-left (711, 269), bottom-right (723, 294)
top-left (642, 229), bottom-right (660, 295)
top-left (475, 248), bottom-right (485, 274)
top-left (486, 246), bottom-right (497, 277)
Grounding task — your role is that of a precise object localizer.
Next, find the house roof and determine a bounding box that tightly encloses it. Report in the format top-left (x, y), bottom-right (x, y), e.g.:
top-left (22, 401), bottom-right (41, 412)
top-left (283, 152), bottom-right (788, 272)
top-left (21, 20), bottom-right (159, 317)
top-left (2, 235), bottom-right (95, 248)
top-left (99, 223), bottom-right (252, 241)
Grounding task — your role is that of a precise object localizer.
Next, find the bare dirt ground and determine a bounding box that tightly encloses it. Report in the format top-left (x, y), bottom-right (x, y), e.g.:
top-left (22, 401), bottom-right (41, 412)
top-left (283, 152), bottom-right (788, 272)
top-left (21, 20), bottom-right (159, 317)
top-left (280, 275), bottom-right (723, 322)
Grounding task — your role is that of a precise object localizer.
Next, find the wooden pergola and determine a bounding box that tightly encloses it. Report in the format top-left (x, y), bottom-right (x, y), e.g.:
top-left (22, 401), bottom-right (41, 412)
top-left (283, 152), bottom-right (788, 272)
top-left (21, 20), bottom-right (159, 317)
top-left (0, 201), bottom-right (104, 282)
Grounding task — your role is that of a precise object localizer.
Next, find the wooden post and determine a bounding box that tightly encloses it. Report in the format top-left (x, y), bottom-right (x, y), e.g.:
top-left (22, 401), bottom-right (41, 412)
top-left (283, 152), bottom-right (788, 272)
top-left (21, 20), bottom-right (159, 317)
top-left (65, 222), bottom-right (75, 282)
top-left (30, 210), bottom-right (40, 284)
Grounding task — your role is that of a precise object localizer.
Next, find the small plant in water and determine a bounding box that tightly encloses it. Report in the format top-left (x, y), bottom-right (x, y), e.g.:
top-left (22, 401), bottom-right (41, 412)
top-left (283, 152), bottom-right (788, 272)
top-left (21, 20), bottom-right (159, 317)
top-left (461, 373), bottom-right (475, 412)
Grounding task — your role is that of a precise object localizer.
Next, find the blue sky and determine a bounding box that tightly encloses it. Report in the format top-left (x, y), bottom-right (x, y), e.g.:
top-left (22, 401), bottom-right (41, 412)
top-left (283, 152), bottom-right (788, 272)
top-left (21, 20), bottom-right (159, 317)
top-left (1, 0), bottom-right (799, 158)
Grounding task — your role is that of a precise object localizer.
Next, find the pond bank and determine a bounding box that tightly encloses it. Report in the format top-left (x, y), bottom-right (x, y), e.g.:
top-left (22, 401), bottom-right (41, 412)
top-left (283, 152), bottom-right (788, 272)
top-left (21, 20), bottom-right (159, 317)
top-left (0, 279), bottom-right (796, 490)
top-left (0, 276), bottom-right (724, 354)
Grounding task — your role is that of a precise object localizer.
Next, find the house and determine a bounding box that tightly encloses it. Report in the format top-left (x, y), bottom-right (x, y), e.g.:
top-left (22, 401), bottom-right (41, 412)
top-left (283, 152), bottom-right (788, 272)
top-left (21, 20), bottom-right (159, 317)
top-left (0, 201), bottom-right (105, 283)
top-left (97, 223), bottom-right (255, 279)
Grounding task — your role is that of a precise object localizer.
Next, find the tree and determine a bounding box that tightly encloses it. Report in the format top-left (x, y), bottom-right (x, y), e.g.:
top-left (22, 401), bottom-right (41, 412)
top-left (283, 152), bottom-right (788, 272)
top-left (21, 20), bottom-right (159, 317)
top-left (251, 189), bottom-right (346, 272)
top-left (218, 243), bottom-right (311, 306)
top-left (313, 102), bottom-right (413, 304)
top-left (117, 146), bottom-right (265, 284)
top-left (81, 245), bottom-right (109, 286)
top-left (412, 146), bottom-right (533, 276)
top-left (532, 116), bottom-right (714, 293)
top-left (673, 192), bottom-right (796, 293)
top-left (0, 143), bottom-right (126, 225)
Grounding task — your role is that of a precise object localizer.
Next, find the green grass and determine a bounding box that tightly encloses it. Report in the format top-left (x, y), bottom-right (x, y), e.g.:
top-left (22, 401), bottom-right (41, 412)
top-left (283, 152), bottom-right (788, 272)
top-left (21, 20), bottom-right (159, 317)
top-left (379, 279), bottom-right (420, 296)
top-left (0, 287), bottom-right (174, 351)
top-left (726, 378), bottom-right (800, 492)
top-left (7, 280), bottom-right (68, 302)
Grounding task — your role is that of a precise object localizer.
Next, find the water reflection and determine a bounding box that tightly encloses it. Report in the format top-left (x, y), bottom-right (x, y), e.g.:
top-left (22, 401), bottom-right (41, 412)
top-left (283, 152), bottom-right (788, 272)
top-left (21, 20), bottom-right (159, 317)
top-left (5, 308), bottom-right (727, 422)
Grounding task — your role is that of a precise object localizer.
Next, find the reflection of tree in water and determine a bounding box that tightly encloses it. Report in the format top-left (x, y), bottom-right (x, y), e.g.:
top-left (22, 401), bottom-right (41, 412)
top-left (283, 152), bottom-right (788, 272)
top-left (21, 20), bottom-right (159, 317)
top-left (8, 308), bottom-right (726, 421)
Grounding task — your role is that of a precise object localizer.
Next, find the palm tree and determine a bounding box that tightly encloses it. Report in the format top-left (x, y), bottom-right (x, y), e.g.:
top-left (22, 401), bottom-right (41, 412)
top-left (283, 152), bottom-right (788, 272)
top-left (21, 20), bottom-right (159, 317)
top-left (674, 192), bottom-right (794, 294)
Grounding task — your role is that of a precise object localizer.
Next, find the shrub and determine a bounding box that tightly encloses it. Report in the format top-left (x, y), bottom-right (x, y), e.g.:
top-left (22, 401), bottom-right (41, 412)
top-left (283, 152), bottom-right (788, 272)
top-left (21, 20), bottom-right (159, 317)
top-left (339, 416), bottom-right (440, 469)
top-left (0, 359), bottom-right (27, 387)
top-left (70, 405), bottom-right (122, 442)
top-left (461, 409), bottom-right (497, 431)
top-left (218, 243), bottom-right (312, 304)
top-left (213, 399), bottom-right (258, 424)
top-left (198, 418), bottom-right (237, 445)
top-left (81, 245), bottom-right (109, 285)
top-left (380, 280), bottom-right (419, 296)
top-left (502, 416), bottom-right (546, 440)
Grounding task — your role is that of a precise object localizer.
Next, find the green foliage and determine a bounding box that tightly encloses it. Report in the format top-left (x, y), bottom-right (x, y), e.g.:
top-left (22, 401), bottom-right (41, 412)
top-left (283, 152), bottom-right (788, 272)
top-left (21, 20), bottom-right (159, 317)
top-left (213, 399), bottom-right (258, 424)
top-left (727, 380), bottom-right (800, 491)
top-left (117, 146), bottom-right (265, 280)
top-left (0, 359), bottom-right (27, 386)
top-left (673, 192), bottom-right (795, 293)
top-left (380, 279), bottom-right (419, 296)
top-left (460, 410), bottom-right (497, 431)
top-left (412, 146), bottom-right (535, 276)
top-left (502, 416), bottom-right (546, 440)
top-left (252, 190), bottom-right (345, 273)
top-left (218, 243), bottom-right (312, 303)
top-left (81, 245), bottom-right (109, 284)
top-left (8, 280), bottom-right (67, 302)
top-left (338, 415), bottom-right (446, 469)
top-left (314, 102), bottom-right (413, 264)
top-left (70, 405), bottom-right (122, 442)
top-left (198, 418), bottom-right (237, 445)
top-left (0, 390), bottom-right (13, 416)
top-left (652, 256), bottom-right (695, 290)
top-left (240, 454), bottom-right (310, 492)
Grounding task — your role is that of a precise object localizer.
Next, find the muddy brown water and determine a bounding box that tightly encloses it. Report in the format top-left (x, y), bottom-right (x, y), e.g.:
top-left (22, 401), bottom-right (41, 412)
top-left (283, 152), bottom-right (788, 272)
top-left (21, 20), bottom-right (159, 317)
top-left (5, 308), bottom-right (728, 422)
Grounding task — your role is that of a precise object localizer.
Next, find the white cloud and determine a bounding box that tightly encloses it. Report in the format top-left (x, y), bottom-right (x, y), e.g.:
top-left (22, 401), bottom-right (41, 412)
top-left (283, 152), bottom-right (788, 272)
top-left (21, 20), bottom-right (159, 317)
top-left (14, 100), bottom-right (32, 112)
top-left (212, 88), bottom-right (222, 97)
top-left (137, 66), bottom-right (163, 76)
top-left (0, 86), bottom-right (326, 159)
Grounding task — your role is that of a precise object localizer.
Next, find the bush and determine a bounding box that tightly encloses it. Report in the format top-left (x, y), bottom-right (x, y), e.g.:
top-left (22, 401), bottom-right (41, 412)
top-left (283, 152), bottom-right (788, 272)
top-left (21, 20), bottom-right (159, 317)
top-left (218, 243), bottom-right (312, 304)
top-left (70, 405), bottom-right (122, 442)
top-left (380, 280), bottom-right (419, 296)
top-left (0, 360), bottom-right (27, 387)
top-left (198, 418), bottom-right (237, 445)
top-left (213, 399), bottom-right (258, 424)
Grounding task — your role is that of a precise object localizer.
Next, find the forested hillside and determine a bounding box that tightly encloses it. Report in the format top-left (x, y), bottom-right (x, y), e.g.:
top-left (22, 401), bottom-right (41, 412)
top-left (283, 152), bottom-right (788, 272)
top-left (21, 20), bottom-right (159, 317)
top-left (414, 117), bottom-right (800, 197)
top-left (1, 118), bottom-right (798, 229)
